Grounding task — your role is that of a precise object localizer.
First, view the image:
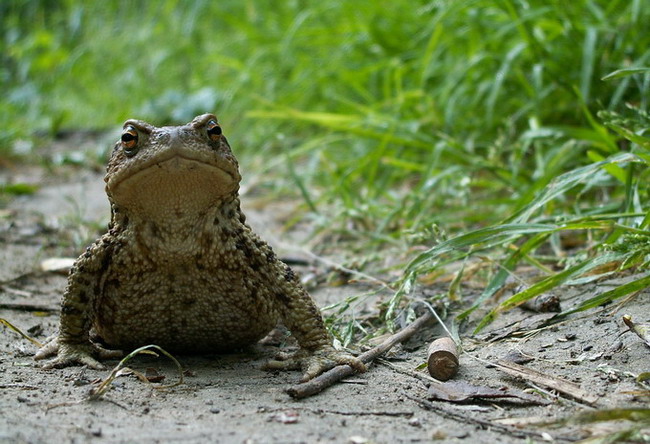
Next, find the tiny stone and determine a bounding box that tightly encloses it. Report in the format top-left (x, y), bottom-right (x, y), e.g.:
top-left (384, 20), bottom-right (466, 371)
top-left (210, 408), bottom-right (221, 414)
top-left (502, 350), bottom-right (533, 364)
top-left (27, 324), bottom-right (43, 335)
top-left (73, 378), bottom-right (92, 386)
top-left (431, 429), bottom-right (447, 440)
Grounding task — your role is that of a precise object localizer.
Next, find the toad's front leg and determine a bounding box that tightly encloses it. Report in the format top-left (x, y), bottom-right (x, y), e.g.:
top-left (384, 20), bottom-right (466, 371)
top-left (35, 235), bottom-right (123, 369)
top-left (265, 263), bottom-right (366, 381)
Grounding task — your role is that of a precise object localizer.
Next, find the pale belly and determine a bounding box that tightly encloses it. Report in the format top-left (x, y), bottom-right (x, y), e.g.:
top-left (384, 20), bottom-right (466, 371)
top-left (93, 264), bottom-right (279, 353)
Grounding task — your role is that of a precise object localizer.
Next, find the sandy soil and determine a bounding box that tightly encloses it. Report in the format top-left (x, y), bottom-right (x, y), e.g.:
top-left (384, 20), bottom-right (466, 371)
top-left (1, 138), bottom-right (649, 443)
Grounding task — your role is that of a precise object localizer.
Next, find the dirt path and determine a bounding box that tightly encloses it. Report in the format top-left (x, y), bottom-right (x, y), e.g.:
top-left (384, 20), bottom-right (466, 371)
top-left (1, 149), bottom-right (649, 443)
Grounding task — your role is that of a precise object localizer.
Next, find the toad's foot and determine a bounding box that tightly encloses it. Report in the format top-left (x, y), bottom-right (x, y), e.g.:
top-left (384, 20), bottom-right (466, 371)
top-left (34, 337), bottom-right (123, 370)
top-left (264, 346), bottom-right (366, 382)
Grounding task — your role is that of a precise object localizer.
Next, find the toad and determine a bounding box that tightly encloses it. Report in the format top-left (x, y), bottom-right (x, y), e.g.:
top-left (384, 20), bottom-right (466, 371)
top-left (35, 113), bottom-right (365, 381)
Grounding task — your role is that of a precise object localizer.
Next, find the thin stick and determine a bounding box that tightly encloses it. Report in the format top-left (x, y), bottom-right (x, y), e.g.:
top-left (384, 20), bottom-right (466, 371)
top-left (0, 318), bottom-right (43, 347)
top-left (494, 359), bottom-right (600, 406)
top-left (287, 311), bottom-right (435, 399)
top-left (88, 344), bottom-right (184, 400)
top-left (405, 393), bottom-right (579, 443)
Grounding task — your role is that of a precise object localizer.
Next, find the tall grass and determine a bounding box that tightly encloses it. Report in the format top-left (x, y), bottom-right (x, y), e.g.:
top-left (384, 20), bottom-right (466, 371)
top-left (2, 0), bottom-right (650, 327)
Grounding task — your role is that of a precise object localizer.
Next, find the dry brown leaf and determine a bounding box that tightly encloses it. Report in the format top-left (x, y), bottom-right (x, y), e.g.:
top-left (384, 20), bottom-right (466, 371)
top-left (427, 380), bottom-right (549, 405)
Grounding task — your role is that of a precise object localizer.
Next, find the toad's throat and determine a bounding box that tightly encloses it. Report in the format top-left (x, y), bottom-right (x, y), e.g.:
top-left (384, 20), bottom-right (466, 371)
top-left (111, 156), bottom-right (238, 222)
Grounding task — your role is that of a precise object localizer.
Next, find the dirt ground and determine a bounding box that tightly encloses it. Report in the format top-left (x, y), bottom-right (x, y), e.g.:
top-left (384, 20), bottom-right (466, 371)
top-left (1, 136), bottom-right (649, 443)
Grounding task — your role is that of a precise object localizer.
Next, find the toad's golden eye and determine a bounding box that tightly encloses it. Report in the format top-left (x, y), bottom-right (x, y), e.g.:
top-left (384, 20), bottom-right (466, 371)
top-left (121, 125), bottom-right (139, 157)
top-left (206, 119), bottom-right (222, 141)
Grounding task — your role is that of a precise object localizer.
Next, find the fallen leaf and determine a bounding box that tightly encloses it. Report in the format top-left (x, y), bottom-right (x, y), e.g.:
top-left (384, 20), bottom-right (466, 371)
top-left (145, 367), bottom-right (166, 383)
top-left (427, 380), bottom-right (549, 405)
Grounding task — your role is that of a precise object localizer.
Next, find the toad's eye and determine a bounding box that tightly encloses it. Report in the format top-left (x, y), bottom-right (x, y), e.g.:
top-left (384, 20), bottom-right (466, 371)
top-left (121, 125), bottom-right (139, 157)
top-left (206, 119), bottom-right (222, 141)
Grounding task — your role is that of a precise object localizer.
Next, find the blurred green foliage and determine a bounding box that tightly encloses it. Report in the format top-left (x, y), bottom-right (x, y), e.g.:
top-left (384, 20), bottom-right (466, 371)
top-left (3, 1), bottom-right (647, 142)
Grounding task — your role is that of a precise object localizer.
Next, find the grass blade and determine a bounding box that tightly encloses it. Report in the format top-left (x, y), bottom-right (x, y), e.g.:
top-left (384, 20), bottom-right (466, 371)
top-left (602, 67), bottom-right (650, 81)
top-left (561, 273), bottom-right (650, 316)
top-left (458, 232), bottom-right (551, 320)
top-left (507, 152), bottom-right (643, 224)
top-left (474, 252), bottom-right (623, 333)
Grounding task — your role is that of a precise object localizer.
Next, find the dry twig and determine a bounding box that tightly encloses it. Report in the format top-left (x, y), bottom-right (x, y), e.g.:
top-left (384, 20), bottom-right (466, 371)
top-left (88, 344), bottom-right (183, 400)
top-left (287, 311), bottom-right (435, 399)
top-left (405, 393), bottom-right (579, 442)
top-left (427, 337), bottom-right (459, 381)
top-left (0, 318), bottom-right (43, 347)
top-left (495, 359), bottom-right (600, 406)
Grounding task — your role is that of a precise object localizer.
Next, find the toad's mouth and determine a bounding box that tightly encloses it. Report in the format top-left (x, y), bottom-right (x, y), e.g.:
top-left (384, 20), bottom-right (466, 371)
top-left (109, 155), bottom-right (238, 220)
top-left (108, 145), bottom-right (239, 191)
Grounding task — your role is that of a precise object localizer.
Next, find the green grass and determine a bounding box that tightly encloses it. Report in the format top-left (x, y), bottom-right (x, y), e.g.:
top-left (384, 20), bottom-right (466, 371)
top-left (2, 0), bottom-right (650, 330)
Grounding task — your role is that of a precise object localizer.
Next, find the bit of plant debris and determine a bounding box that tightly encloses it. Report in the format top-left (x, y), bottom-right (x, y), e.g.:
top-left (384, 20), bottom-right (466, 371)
top-left (623, 315), bottom-right (650, 348)
top-left (0, 318), bottom-right (43, 347)
top-left (494, 360), bottom-right (600, 406)
top-left (426, 379), bottom-right (550, 405)
top-left (88, 345), bottom-right (183, 400)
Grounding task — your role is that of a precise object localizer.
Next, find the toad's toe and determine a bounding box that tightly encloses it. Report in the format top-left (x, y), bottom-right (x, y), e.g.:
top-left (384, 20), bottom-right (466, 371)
top-left (36, 338), bottom-right (122, 370)
top-left (263, 346), bottom-right (365, 381)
